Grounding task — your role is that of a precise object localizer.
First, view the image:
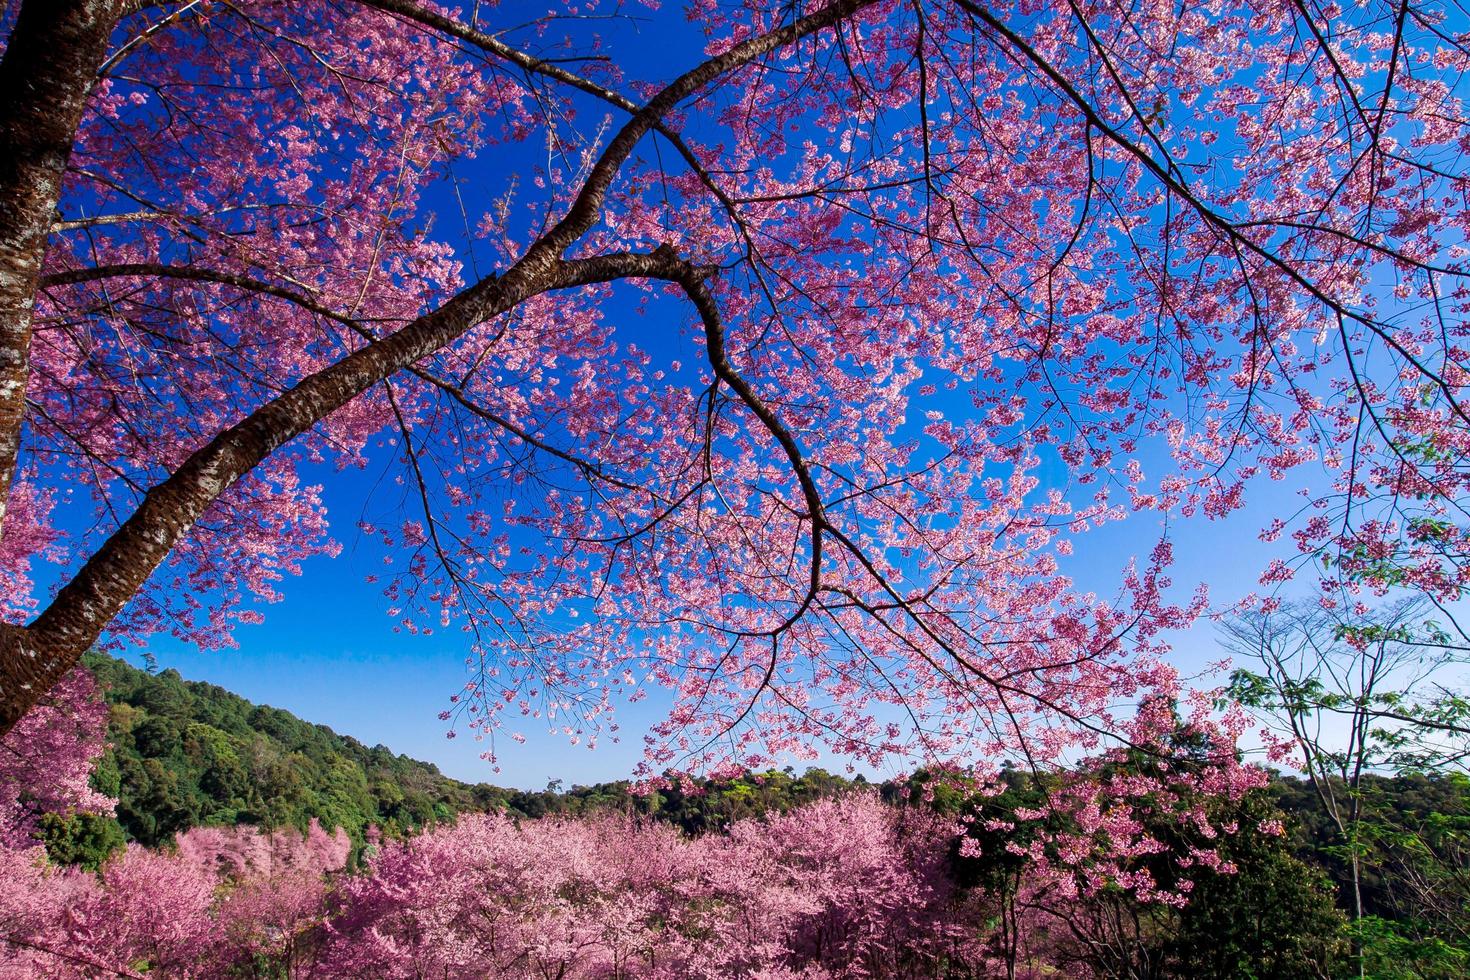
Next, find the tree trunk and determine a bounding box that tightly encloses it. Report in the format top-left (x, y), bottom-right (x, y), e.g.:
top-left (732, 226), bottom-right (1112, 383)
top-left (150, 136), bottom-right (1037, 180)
top-left (0, 0), bottom-right (127, 533)
top-left (0, 621), bottom-right (67, 735)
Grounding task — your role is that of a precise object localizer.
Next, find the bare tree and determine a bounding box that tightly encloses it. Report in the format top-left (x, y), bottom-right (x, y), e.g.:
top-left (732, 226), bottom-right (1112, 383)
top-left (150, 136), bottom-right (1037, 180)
top-left (1222, 598), bottom-right (1469, 970)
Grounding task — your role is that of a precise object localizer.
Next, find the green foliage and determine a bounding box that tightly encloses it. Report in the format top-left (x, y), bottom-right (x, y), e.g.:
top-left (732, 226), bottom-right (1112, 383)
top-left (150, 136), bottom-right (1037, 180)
top-left (84, 652), bottom-right (506, 849)
top-left (643, 767), bottom-right (860, 835)
top-left (1357, 917), bottom-right (1470, 980)
top-left (75, 654), bottom-right (859, 856)
top-left (1163, 792), bottom-right (1349, 979)
top-left (38, 811), bottom-right (127, 870)
top-left (1272, 772), bottom-right (1470, 976)
top-left (899, 765), bottom-right (1057, 895)
top-left (934, 766), bottom-right (1350, 979)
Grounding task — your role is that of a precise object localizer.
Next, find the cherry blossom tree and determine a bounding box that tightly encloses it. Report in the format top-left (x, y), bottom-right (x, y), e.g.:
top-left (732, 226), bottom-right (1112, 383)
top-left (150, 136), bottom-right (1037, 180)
top-left (0, 667), bottom-right (110, 849)
top-left (322, 794), bottom-right (974, 978)
top-left (182, 819), bottom-right (351, 977)
top-left (1, 809), bottom-right (349, 977)
top-left (0, 0), bottom-right (1466, 789)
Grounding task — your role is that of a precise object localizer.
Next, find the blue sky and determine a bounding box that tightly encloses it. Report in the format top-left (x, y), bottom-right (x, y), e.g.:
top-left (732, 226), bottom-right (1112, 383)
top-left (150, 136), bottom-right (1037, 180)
top-left (111, 433), bottom-right (1313, 789)
top-left (41, 0), bottom-right (1361, 789)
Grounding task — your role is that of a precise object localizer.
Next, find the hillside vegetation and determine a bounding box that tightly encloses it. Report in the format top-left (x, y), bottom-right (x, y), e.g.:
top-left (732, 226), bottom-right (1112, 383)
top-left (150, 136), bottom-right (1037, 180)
top-left (66, 653), bottom-right (860, 852)
top-left (82, 652), bottom-right (495, 846)
top-left (9, 656), bottom-right (1467, 977)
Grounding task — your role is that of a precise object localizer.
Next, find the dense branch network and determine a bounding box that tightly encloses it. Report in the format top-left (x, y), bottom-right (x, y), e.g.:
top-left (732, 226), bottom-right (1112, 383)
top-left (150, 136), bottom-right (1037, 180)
top-left (0, 0), bottom-right (1464, 782)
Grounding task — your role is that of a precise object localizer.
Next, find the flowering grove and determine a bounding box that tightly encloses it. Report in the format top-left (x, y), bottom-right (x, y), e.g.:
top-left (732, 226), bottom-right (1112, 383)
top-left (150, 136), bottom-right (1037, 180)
top-left (0, 672), bottom-right (1351, 978)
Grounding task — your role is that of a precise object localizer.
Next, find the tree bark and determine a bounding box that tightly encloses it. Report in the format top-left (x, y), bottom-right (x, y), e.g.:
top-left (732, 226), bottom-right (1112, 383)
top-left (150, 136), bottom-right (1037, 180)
top-left (0, 0), bottom-right (129, 533)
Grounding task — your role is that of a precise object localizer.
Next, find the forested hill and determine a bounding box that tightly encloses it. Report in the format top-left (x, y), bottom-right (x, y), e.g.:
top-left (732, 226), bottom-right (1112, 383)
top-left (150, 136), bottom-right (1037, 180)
top-left (71, 653), bottom-right (861, 851)
top-left (82, 652), bottom-right (499, 847)
top-left (66, 651), bottom-right (1468, 968)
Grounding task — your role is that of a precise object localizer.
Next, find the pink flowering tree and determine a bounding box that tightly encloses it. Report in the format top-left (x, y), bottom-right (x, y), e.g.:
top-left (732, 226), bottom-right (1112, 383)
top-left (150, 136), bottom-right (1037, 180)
top-left (0, 675), bottom-right (354, 977)
top-left (0, 668), bottom-right (110, 849)
top-left (1, 812), bottom-right (352, 977)
top-left (0, 0), bottom-right (1465, 799)
top-left (181, 819), bottom-right (352, 976)
top-left (717, 795), bottom-right (967, 975)
top-left (323, 793), bottom-right (978, 978)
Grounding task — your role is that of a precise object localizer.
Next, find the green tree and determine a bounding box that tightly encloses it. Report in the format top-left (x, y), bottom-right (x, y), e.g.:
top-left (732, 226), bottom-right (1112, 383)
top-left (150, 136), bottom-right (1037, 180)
top-left (38, 811), bottom-right (126, 870)
top-left (1163, 792), bottom-right (1348, 979)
